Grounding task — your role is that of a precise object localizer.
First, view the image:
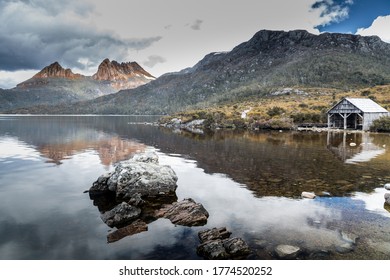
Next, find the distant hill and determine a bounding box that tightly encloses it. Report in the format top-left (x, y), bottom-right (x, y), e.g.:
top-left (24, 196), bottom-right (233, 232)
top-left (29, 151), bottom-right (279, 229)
top-left (5, 30), bottom-right (390, 114)
top-left (0, 59), bottom-right (154, 112)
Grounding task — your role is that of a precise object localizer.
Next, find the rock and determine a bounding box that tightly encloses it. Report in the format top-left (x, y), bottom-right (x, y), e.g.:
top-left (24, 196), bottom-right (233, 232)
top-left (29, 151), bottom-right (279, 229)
top-left (198, 227), bottom-right (232, 243)
top-left (340, 231), bottom-right (359, 245)
top-left (274, 245), bottom-right (301, 259)
top-left (385, 193), bottom-right (390, 205)
top-left (89, 152), bottom-right (178, 201)
top-left (197, 228), bottom-right (251, 260)
top-left (319, 191), bottom-right (332, 197)
top-left (107, 219), bottom-right (148, 243)
top-left (115, 154), bottom-right (178, 200)
top-left (349, 143), bottom-right (357, 147)
top-left (197, 238), bottom-right (251, 260)
top-left (89, 172), bottom-right (113, 196)
top-left (223, 237), bottom-right (251, 257)
top-left (301, 192), bottom-right (316, 199)
top-left (384, 183), bottom-right (390, 190)
top-left (128, 193), bottom-right (144, 206)
top-left (308, 250), bottom-right (331, 259)
top-left (197, 240), bottom-right (229, 260)
top-left (101, 202), bottom-right (141, 227)
top-left (156, 198), bottom-right (209, 226)
top-left (336, 242), bottom-right (354, 254)
top-left (253, 239), bottom-right (268, 249)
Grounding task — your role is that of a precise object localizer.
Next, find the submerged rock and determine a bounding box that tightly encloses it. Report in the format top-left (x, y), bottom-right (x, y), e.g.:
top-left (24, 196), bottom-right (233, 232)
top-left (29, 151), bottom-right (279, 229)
top-left (101, 202), bottom-right (141, 227)
top-left (107, 219), bottom-right (148, 243)
top-left (274, 244), bottom-right (301, 259)
top-left (198, 227), bottom-right (231, 243)
top-left (197, 227), bottom-right (250, 260)
top-left (340, 231), bottom-right (359, 245)
top-left (156, 198), bottom-right (209, 226)
top-left (336, 242), bottom-right (354, 254)
top-left (223, 237), bottom-right (251, 257)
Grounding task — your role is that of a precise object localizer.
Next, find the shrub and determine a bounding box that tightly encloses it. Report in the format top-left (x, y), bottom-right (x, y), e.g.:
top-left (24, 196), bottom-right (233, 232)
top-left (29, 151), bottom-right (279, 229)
top-left (266, 106), bottom-right (286, 117)
top-left (370, 116), bottom-right (390, 132)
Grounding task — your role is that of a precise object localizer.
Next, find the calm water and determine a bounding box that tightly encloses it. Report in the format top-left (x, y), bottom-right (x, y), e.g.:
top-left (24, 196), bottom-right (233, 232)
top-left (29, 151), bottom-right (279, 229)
top-left (0, 115), bottom-right (389, 260)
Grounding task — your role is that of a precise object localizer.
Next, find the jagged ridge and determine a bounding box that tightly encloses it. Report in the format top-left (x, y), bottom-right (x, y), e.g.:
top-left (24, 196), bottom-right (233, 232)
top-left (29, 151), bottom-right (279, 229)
top-left (5, 29), bottom-right (390, 114)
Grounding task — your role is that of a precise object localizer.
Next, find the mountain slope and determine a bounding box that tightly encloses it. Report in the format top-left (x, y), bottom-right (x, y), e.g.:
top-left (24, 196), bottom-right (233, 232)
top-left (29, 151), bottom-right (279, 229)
top-left (7, 30), bottom-right (390, 114)
top-left (0, 60), bottom-right (154, 112)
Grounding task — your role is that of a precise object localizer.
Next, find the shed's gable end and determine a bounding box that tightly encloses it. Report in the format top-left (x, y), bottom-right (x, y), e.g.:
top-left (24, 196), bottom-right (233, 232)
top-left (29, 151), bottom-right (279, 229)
top-left (328, 99), bottom-right (362, 114)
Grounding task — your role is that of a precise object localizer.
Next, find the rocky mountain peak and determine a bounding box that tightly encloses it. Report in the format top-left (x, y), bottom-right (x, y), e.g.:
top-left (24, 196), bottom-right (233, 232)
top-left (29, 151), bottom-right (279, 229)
top-left (32, 62), bottom-right (82, 79)
top-left (92, 59), bottom-right (155, 81)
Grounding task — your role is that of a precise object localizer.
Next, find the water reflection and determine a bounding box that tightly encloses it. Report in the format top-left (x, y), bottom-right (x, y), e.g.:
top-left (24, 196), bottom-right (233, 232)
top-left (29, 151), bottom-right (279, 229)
top-left (0, 116), bottom-right (146, 166)
top-left (327, 132), bottom-right (386, 164)
top-left (0, 116), bottom-right (389, 259)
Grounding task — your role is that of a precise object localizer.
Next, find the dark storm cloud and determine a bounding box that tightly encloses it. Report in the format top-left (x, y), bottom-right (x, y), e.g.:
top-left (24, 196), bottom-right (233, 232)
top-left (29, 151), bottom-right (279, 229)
top-left (0, 0), bottom-right (161, 71)
top-left (143, 55), bottom-right (167, 68)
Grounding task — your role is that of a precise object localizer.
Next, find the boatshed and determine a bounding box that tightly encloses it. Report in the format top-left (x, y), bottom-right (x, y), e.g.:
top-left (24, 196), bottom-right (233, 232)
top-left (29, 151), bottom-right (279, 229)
top-left (327, 98), bottom-right (389, 131)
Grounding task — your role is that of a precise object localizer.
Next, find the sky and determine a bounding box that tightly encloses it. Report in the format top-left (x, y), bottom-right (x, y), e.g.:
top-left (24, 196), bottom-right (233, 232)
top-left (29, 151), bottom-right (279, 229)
top-left (0, 0), bottom-right (390, 89)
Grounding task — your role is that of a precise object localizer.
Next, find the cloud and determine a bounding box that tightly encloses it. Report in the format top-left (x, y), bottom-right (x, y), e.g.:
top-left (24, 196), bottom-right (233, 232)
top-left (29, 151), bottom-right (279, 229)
top-left (143, 55), bottom-right (167, 68)
top-left (190, 19), bottom-right (204, 31)
top-left (311, 0), bottom-right (353, 27)
top-left (0, 0), bottom-right (161, 72)
top-left (356, 15), bottom-right (390, 43)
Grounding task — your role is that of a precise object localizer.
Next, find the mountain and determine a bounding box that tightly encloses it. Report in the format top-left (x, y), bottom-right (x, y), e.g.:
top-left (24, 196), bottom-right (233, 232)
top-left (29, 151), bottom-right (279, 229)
top-left (5, 30), bottom-right (390, 114)
top-left (0, 60), bottom-right (153, 112)
top-left (92, 59), bottom-right (155, 90)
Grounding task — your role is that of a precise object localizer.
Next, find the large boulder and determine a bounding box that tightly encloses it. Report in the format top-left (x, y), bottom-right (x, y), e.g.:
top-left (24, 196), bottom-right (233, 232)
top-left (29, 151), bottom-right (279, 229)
top-left (156, 198), bottom-right (209, 226)
top-left (89, 152), bottom-right (178, 201)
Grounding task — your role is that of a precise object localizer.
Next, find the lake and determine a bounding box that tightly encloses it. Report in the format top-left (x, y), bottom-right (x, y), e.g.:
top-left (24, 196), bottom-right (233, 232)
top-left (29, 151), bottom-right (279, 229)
top-left (0, 115), bottom-right (389, 260)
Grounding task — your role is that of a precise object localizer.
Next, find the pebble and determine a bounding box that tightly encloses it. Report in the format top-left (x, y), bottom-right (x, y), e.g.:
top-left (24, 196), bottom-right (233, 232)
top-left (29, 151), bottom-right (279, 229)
top-left (384, 183), bottom-right (390, 190)
top-left (301, 192), bottom-right (316, 199)
top-left (336, 242), bottom-right (354, 254)
top-left (274, 245), bottom-right (301, 259)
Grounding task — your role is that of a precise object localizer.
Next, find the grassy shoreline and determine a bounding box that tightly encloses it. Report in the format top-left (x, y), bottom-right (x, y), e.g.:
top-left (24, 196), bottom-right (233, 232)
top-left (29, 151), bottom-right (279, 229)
top-left (160, 85), bottom-right (390, 131)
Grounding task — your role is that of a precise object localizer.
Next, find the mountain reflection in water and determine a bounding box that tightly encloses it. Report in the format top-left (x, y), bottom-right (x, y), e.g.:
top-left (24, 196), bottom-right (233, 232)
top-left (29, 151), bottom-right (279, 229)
top-left (0, 116), bottom-right (389, 260)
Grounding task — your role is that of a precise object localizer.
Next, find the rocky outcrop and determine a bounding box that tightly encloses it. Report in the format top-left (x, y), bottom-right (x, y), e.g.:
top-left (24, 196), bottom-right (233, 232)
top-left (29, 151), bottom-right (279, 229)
top-left (197, 227), bottom-right (251, 260)
top-left (156, 198), bottom-right (209, 226)
top-left (17, 62), bottom-right (83, 88)
top-left (32, 62), bottom-right (83, 80)
top-left (93, 59), bottom-right (154, 81)
top-left (92, 59), bottom-right (155, 90)
top-left (90, 151), bottom-right (178, 201)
